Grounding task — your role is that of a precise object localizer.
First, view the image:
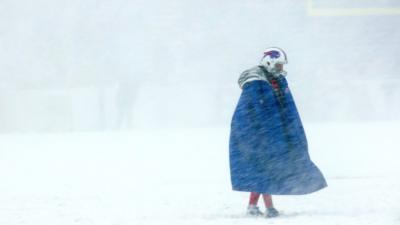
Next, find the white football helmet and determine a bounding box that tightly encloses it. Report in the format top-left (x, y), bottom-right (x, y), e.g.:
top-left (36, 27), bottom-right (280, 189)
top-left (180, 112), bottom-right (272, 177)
top-left (260, 47), bottom-right (288, 76)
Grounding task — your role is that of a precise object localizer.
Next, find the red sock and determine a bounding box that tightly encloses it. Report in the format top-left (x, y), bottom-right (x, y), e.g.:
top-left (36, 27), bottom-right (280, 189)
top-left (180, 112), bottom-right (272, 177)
top-left (262, 194), bottom-right (273, 208)
top-left (249, 192), bottom-right (261, 205)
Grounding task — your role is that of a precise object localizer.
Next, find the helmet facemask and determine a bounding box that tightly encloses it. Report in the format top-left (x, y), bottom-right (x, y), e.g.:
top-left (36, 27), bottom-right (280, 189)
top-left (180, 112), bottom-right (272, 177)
top-left (269, 62), bottom-right (287, 77)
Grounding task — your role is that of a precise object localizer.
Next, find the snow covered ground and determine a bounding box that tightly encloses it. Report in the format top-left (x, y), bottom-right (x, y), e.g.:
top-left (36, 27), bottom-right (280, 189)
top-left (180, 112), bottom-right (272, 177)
top-left (0, 121), bottom-right (399, 225)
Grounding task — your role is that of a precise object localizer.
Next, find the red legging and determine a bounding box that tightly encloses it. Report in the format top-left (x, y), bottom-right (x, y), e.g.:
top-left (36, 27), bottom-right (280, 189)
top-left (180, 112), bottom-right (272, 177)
top-left (249, 192), bottom-right (273, 208)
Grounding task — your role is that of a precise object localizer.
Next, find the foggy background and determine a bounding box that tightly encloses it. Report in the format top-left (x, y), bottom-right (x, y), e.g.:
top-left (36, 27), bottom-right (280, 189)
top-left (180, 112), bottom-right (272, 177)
top-left (1, 0), bottom-right (400, 132)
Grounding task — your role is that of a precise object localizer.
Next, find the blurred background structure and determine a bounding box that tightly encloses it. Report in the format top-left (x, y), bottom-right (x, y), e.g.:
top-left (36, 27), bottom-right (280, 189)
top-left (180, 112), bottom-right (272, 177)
top-left (1, 0), bottom-right (399, 132)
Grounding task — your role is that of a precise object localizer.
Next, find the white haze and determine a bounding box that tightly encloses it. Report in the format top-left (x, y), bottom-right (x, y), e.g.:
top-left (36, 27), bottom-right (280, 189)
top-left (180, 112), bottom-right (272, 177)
top-left (1, 1), bottom-right (400, 224)
top-left (0, 0), bottom-right (400, 132)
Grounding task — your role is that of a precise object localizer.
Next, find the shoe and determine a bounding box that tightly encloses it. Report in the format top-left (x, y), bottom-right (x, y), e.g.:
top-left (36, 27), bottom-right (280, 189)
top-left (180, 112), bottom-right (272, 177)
top-left (266, 207), bottom-right (279, 218)
top-left (247, 205), bottom-right (263, 216)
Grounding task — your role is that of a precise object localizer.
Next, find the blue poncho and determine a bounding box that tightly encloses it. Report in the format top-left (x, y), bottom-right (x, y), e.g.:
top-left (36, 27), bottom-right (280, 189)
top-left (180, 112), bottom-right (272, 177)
top-left (229, 69), bottom-right (327, 195)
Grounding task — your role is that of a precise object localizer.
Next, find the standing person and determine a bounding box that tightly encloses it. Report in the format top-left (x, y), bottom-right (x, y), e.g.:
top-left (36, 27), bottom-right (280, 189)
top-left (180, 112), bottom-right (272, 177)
top-left (229, 47), bottom-right (327, 218)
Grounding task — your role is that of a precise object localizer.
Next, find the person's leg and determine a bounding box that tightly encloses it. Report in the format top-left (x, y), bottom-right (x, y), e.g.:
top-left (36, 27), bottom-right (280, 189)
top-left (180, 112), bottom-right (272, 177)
top-left (247, 192), bottom-right (263, 216)
top-left (249, 192), bottom-right (261, 206)
top-left (262, 194), bottom-right (273, 208)
top-left (262, 194), bottom-right (279, 217)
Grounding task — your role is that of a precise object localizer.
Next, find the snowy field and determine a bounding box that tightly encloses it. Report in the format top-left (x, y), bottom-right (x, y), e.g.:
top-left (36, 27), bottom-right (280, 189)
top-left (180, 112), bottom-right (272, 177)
top-left (0, 121), bottom-right (399, 225)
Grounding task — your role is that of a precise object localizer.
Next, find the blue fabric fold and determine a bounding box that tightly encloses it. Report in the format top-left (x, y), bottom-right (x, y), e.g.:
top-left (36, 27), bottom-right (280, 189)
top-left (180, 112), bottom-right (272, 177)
top-left (229, 79), bottom-right (327, 194)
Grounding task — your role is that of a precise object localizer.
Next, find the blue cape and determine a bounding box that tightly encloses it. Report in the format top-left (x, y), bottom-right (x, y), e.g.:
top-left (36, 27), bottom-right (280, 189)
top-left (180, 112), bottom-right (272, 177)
top-left (229, 78), bottom-right (327, 194)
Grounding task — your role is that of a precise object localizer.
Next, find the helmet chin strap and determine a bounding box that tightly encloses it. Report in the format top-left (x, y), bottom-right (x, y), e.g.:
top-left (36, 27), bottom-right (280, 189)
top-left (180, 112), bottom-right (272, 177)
top-left (270, 67), bottom-right (287, 77)
top-left (279, 70), bottom-right (287, 77)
